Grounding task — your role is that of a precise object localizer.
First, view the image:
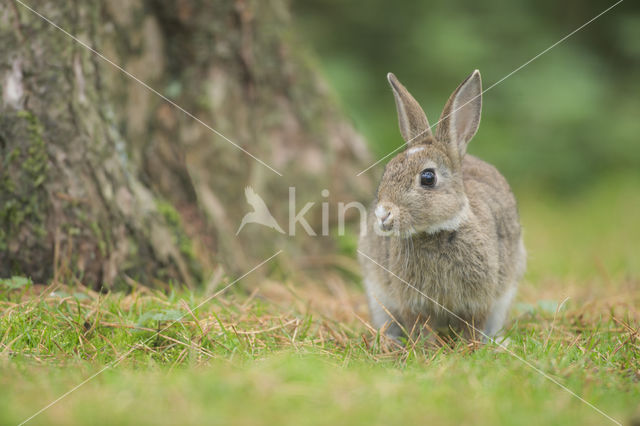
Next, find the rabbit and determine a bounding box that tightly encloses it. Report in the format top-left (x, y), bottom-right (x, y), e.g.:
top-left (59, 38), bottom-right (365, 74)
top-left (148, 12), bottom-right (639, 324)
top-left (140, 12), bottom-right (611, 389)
top-left (358, 70), bottom-right (526, 342)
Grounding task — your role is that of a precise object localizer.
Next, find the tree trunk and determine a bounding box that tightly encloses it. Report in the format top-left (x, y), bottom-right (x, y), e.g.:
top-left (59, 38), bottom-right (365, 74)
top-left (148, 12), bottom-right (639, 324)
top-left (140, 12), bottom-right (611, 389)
top-left (0, 0), bottom-right (373, 288)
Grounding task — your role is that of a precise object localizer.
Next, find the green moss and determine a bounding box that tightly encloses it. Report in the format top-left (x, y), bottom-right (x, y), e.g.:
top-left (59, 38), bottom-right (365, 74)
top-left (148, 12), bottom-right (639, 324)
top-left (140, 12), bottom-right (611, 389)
top-left (0, 110), bottom-right (49, 250)
top-left (90, 221), bottom-right (107, 257)
top-left (156, 200), bottom-right (202, 283)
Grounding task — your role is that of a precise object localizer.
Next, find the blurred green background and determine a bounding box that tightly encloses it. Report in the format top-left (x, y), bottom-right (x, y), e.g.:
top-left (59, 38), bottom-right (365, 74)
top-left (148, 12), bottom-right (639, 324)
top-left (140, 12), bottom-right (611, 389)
top-left (294, 0), bottom-right (639, 192)
top-left (293, 0), bottom-right (640, 281)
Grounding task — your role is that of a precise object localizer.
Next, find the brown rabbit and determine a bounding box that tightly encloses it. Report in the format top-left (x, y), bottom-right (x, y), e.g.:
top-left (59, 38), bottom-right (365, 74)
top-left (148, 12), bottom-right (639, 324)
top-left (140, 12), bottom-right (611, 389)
top-left (358, 70), bottom-right (525, 341)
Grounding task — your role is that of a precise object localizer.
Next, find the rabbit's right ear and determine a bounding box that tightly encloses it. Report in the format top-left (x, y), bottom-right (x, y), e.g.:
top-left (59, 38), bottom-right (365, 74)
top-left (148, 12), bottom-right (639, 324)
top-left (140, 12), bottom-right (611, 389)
top-left (387, 73), bottom-right (432, 145)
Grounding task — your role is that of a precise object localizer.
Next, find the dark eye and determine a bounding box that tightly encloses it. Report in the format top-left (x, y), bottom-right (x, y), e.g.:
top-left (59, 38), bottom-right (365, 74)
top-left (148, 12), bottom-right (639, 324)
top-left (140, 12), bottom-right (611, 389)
top-left (420, 168), bottom-right (437, 187)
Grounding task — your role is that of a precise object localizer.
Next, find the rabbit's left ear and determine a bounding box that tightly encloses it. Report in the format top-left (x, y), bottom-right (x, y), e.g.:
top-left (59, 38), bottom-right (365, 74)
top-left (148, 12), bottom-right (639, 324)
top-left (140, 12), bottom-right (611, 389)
top-left (437, 70), bottom-right (482, 157)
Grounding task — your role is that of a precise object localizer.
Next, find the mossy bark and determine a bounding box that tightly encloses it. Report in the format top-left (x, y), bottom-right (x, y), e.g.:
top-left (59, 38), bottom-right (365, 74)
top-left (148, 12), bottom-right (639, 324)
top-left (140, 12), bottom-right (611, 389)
top-left (0, 0), bottom-right (373, 287)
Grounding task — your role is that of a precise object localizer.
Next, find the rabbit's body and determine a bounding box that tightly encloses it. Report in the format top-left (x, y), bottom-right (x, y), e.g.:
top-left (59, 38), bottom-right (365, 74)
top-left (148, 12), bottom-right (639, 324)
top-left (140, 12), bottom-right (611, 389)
top-left (358, 71), bottom-right (525, 340)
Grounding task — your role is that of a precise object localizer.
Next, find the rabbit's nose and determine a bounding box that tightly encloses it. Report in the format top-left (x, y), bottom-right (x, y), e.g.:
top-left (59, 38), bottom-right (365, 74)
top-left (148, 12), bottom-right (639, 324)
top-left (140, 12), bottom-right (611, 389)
top-left (375, 203), bottom-right (394, 230)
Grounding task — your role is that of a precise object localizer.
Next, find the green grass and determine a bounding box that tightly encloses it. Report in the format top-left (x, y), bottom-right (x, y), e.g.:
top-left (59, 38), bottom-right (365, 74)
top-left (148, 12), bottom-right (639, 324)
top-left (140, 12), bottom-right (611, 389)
top-left (1, 278), bottom-right (638, 425)
top-left (1, 181), bottom-right (639, 426)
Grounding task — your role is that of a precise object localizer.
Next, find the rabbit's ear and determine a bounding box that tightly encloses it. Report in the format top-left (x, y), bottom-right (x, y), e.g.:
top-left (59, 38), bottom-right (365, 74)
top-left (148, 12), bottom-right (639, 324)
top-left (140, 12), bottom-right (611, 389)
top-left (436, 70), bottom-right (482, 157)
top-left (387, 73), bottom-right (432, 145)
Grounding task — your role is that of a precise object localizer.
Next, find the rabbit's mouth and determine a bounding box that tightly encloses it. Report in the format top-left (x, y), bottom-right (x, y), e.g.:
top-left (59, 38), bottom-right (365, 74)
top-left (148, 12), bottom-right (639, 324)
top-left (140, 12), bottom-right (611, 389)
top-left (374, 202), bottom-right (400, 233)
top-left (374, 201), bottom-right (421, 237)
top-left (375, 218), bottom-right (417, 238)
top-left (376, 228), bottom-right (416, 239)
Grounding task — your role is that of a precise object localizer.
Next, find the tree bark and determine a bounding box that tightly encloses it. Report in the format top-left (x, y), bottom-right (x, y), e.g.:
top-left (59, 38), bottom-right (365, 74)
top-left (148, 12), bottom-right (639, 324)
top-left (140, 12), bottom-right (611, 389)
top-left (0, 0), bottom-right (373, 287)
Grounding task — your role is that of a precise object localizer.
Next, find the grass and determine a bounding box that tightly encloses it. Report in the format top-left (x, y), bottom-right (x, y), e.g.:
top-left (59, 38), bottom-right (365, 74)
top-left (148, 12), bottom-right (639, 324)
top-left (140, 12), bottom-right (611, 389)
top-left (1, 179), bottom-right (639, 426)
top-left (1, 278), bottom-right (638, 425)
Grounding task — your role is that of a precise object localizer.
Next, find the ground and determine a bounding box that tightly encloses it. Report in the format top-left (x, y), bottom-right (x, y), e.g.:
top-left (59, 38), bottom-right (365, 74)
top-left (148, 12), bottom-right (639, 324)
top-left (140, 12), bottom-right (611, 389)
top-left (1, 177), bottom-right (639, 426)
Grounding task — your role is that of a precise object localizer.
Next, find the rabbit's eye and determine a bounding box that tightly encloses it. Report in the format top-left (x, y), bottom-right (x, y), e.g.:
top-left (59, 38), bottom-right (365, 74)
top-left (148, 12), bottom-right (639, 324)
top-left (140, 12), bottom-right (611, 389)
top-left (420, 169), bottom-right (437, 187)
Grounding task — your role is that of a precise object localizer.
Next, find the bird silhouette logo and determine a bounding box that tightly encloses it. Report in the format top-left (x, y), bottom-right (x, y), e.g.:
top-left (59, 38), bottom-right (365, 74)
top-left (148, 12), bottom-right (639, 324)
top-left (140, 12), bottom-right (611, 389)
top-left (236, 186), bottom-right (285, 235)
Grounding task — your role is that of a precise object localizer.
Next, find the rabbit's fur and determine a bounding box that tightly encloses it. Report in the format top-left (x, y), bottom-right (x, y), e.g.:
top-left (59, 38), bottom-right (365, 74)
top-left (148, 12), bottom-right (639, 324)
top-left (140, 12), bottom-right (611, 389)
top-left (358, 70), bottom-right (525, 341)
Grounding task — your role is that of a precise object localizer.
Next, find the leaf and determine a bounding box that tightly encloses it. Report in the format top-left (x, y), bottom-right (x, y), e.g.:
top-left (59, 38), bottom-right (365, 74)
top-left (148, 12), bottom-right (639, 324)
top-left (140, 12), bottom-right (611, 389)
top-left (513, 302), bottom-right (536, 314)
top-left (537, 300), bottom-right (561, 313)
top-left (136, 309), bottom-right (184, 327)
top-left (0, 276), bottom-right (32, 290)
top-left (73, 292), bottom-right (90, 300)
